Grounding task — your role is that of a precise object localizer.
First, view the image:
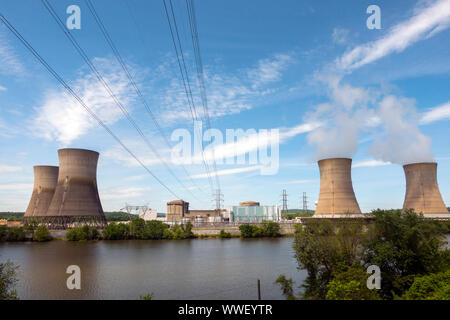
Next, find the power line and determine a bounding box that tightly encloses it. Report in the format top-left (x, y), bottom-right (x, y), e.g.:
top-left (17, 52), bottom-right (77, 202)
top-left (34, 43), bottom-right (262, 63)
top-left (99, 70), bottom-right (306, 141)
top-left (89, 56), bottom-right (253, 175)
top-left (41, 0), bottom-right (201, 202)
top-left (84, 0), bottom-right (208, 198)
top-left (0, 12), bottom-right (180, 199)
top-left (162, 0), bottom-right (215, 194)
top-left (185, 0), bottom-right (222, 192)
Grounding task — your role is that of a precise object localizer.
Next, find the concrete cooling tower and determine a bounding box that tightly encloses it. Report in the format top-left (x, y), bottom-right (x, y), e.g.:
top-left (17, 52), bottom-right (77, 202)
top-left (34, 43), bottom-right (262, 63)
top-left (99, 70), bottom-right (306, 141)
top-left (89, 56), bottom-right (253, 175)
top-left (46, 148), bottom-right (106, 229)
top-left (23, 166), bottom-right (59, 221)
top-left (314, 158), bottom-right (362, 217)
top-left (403, 162), bottom-right (449, 217)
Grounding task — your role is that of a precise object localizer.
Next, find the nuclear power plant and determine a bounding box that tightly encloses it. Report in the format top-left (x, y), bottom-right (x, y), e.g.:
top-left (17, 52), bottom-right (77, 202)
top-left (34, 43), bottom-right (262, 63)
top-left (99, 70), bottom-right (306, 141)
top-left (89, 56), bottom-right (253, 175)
top-left (402, 162), bottom-right (450, 217)
top-left (22, 148), bottom-right (107, 229)
top-left (23, 166), bottom-right (59, 221)
top-left (314, 158), bottom-right (362, 217)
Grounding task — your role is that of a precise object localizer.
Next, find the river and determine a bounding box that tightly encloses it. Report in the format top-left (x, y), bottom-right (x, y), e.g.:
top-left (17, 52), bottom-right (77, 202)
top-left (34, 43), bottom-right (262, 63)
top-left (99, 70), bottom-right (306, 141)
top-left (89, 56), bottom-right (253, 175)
top-left (0, 238), bottom-right (306, 300)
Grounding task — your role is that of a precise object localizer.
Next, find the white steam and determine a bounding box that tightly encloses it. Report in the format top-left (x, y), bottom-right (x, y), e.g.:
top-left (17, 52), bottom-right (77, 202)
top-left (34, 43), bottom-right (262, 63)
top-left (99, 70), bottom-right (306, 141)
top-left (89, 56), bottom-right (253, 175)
top-left (369, 95), bottom-right (434, 164)
top-left (305, 76), bottom-right (374, 160)
top-left (306, 77), bottom-right (434, 165)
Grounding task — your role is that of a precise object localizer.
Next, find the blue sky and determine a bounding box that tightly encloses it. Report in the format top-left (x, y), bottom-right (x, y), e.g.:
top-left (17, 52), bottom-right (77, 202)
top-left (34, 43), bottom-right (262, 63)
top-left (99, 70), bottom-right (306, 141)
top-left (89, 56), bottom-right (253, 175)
top-left (0, 0), bottom-right (449, 213)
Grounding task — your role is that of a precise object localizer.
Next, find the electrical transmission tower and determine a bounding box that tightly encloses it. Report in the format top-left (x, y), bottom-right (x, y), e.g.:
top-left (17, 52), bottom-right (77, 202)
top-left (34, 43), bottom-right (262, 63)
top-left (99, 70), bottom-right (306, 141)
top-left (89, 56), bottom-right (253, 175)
top-left (281, 189), bottom-right (288, 214)
top-left (214, 189), bottom-right (224, 212)
top-left (302, 192), bottom-right (308, 213)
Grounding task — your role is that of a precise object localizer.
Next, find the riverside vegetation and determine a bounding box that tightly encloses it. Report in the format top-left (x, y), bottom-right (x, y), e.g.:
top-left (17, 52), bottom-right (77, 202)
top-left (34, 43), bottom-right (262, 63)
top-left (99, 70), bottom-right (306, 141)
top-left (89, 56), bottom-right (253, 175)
top-left (276, 209), bottom-right (450, 300)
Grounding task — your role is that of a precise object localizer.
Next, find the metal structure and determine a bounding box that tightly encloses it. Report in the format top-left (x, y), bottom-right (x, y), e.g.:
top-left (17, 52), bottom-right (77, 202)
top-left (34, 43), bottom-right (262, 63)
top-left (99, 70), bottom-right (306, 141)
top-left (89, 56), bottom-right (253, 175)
top-left (214, 189), bottom-right (224, 211)
top-left (302, 192), bottom-right (308, 212)
top-left (402, 162), bottom-right (448, 216)
top-left (23, 166), bottom-right (59, 222)
top-left (45, 148), bottom-right (106, 229)
top-left (315, 158), bottom-right (362, 216)
top-left (281, 189), bottom-right (288, 214)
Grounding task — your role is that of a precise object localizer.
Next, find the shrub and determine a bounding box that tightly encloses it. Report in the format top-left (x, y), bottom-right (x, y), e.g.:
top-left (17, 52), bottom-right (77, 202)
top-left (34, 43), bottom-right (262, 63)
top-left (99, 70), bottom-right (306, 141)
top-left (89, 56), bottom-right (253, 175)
top-left (102, 223), bottom-right (130, 240)
top-left (239, 224), bottom-right (262, 238)
top-left (66, 226), bottom-right (100, 241)
top-left (6, 227), bottom-right (26, 242)
top-left (219, 229), bottom-right (232, 239)
top-left (144, 220), bottom-right (169, 239)
top-left (0, 226), bottom-right (7, 242)
top-left (261, 221), bottom-right (281, 237)
top-left (401, 270), bottom-right (450, 300)
top-left (33, 225), bottom-right (52, 242)
top-left (0, 260), bottom-right (19, 300)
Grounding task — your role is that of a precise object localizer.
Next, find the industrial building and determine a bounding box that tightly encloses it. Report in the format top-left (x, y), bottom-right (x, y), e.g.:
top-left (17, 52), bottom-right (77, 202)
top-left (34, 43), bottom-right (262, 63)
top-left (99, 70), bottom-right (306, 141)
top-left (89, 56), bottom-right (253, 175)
top-left (226, 201), bottom-right (281, 222)
top-left (314, 158), bottom-right (363, 217)
top-left (23, 148), bottom-right (107, 229)
top-left (166, 200), bottom-right (222, 224)
top-left (402, 162), bottom-right (450, 218)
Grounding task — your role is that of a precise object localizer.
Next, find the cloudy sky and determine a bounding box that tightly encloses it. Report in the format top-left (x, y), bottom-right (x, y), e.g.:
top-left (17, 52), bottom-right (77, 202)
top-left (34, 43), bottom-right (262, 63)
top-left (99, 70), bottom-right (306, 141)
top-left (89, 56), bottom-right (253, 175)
top-left (0, 0), bottom-right (449, 213)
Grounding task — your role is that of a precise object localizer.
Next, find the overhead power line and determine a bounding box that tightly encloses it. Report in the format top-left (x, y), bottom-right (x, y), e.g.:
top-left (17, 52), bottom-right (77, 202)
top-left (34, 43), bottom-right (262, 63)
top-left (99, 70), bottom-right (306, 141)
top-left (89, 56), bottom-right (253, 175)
top-left (41, 0), bottom-right (202, 202)
top-left (0, 12), bottom-right (180, 199)
top-left (185, 0), bottom-right (221, 192)
top-left (84, 0), bottom-right (208, 198)
top-left (162, 0), bottom-right (215, 193)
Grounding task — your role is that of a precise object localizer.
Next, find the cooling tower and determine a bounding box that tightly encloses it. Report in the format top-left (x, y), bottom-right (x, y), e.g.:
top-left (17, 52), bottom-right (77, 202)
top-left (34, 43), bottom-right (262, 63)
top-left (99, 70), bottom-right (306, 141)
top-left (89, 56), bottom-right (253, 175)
top-left (46, 148), bottom-right (106, 228)
top-left (23, 166), bottom-right (59, 220)
top-left (402, 162), bottom-right (449, 216)
top-left (314, 158), bottom-right (362, 216)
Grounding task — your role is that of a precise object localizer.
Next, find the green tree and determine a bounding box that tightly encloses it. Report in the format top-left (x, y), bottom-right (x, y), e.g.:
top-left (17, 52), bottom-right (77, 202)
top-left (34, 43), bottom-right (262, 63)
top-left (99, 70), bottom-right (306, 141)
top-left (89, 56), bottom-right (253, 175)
top-left (130, 218), bottom-right (146, 239)
top-left (6, 227), bottom-right (26, 242)
top-left (33, 225), bottom-right (52, 242)
top-left (275, 275), bottom-right (296, 300)
top-left (0, 260), bottom-right (19, 300)
top-left (293, 219), bottom-right (367, 299)
top-left (239, 224), bottom-right (262, 238)
top-left (219, 229), bottom-right (232, 239)
top-left (261, 221), bottom-right (281, 237)
top-left (0, 226), bottom-right (7, 242)
top-left (66, 226), bottom-right (100, 241)
top-left (144, 221), bottom-right (169, 239)
top-left (102, 222), bottom-right (130, 240)
top-left (364, 209), bottom-right (449, 299)
top-left (325, 267), bottom-right (380, 300)
top-left (400, 270), bottom-right (450, 300)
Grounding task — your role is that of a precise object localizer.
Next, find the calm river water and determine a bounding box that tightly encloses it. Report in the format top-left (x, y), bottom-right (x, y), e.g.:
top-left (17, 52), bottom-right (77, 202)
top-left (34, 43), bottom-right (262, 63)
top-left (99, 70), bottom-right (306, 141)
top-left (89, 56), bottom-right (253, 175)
top-left (0, 238), bottom-right (306, 300)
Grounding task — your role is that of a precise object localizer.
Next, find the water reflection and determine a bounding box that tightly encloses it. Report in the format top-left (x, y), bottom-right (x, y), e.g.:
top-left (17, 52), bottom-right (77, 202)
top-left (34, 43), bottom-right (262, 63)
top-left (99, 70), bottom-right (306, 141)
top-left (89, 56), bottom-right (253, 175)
top-left (0, 238), bottom-right (305, 300)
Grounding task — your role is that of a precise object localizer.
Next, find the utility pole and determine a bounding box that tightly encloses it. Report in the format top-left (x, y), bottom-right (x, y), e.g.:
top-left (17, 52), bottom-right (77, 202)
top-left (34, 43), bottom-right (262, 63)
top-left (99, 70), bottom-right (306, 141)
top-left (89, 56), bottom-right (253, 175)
top-left (281, 189), bottom-right (288, 214)
top-left (257, 279), bottom-right (261, 300)
top-left (302, 192), bottom-right (308, 213)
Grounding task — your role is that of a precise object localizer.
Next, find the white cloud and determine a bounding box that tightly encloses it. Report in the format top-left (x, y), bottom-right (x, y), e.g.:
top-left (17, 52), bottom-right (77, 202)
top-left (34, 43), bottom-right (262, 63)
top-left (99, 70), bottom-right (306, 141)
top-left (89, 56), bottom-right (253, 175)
top-left (337, 0), bottom-right (450, 71)
top-left (100, 186), bottom-right (150, 201)
top-left (420, 101), bottom-right (450, 124)
top-left (190, 165), bottom-right (263, 179)
top-left (31, 57), bottom-right (136, 145)
top-left (0, 27), bottom-right (25, 76)
top-left (0, 165), bottom-right (23, 173)
top-left (332, 28), bottom-right (349, 45)
top-left (0, 183), bottom-right (32, 191)
top-left (284, 179), bottom-right (317, 185)
top-left (158, 53), bottom-right (295, 123)
top-left (352, 159), bottom-right (391, 168)
top-left (248, 53), bottom-right (294, 88)
top-left (0, 85), bottom-right (7, 91)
